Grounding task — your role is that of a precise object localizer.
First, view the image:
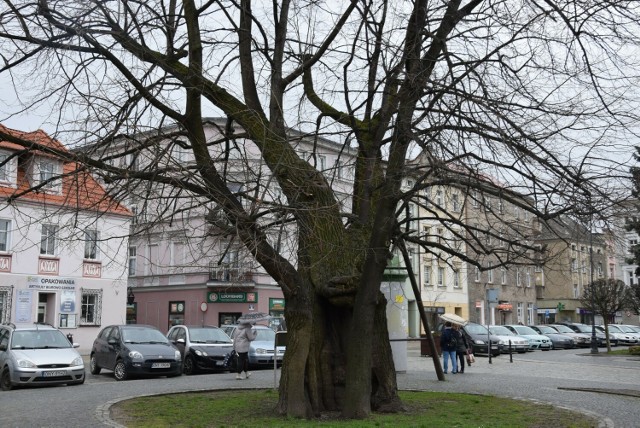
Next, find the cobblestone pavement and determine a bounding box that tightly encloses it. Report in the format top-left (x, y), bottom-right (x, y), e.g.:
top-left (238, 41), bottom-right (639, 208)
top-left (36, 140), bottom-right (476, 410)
top-left (1, 343), bottom-right (638, 427)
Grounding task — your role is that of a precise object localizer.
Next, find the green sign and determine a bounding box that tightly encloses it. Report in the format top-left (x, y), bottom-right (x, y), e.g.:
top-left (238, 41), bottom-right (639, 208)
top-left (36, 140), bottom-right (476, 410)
top-left (207, 291), bottom-right (258, 303)
top-left (269, 298), bottom-right (285, 311)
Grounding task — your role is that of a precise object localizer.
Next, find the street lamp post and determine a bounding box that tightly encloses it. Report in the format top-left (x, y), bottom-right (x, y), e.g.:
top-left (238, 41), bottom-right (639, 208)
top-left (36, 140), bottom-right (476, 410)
top-left (588, 195), bottom-right (599, 354)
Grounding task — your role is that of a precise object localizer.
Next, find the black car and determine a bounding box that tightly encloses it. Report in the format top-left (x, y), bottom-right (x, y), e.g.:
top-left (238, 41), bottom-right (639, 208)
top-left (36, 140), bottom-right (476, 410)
top-left (90, 325), bottom-right (182, 381)
top-left (167, 325), bottom-right (235, 375)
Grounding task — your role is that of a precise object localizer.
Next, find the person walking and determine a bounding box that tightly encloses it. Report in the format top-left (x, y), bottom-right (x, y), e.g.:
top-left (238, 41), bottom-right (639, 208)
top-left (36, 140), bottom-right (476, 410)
top-left (440, 322), bottom-right (458, 374)
top-left (232, 322), bottom-right (257, 380)
top-left (454, 324), bottom-right (470, 373)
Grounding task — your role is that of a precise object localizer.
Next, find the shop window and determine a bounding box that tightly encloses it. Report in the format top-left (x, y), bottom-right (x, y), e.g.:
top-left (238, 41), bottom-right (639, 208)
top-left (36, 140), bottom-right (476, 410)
top-left (169, 301), bottom-right (185, 328)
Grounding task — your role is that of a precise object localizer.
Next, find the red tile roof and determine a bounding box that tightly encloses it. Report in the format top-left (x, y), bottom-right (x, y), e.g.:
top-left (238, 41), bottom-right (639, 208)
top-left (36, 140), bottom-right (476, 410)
top-left (0, 124), bottom-right (131, 216)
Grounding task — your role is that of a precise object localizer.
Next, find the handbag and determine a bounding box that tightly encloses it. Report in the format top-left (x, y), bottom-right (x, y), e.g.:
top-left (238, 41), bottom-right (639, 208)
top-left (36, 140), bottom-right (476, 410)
top-left (466, 349), bottom-right (475, 364)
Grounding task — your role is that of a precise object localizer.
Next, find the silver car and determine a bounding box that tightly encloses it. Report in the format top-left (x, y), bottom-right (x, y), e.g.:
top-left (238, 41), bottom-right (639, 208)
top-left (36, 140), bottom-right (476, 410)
top-left (221, 324), bottom-right (285, 368)
top-left (0, 323), bottom-right (85, 391)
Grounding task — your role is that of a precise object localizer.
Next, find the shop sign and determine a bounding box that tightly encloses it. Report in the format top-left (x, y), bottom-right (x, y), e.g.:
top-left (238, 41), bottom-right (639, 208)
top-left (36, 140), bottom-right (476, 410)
top-left (269, 298), bottom-right (285, 310)
top-left (207, 291), bottom-right (258, 303)
top-left (497, 303), bottom-right (513, 311)
top-left (27, 276), bottom-right (76, 290)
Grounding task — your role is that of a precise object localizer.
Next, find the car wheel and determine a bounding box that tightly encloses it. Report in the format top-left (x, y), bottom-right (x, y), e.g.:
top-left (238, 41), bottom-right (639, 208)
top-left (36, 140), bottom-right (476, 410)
top-left (114, 360), bottom-right (128, 381)
top-left (183, 356), bottom-right (195, 375)
top-left (89, 354), bottom-right (101, 375)
top-left (1, 368), bottom-right (14, 391)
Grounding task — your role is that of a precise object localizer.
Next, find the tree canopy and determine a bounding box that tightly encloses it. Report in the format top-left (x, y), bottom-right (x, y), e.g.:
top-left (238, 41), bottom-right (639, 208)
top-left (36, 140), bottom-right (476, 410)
top-left (1, 0), bottom-right (640, 420)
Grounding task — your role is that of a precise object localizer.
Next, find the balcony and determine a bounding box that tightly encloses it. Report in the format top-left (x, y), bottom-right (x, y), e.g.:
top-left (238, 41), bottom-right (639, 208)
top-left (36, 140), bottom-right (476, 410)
top-left (209, 263), bottom-right (253, 282)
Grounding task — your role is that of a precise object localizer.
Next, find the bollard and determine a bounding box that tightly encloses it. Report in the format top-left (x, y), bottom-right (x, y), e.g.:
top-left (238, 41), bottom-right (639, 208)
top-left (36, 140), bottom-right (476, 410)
top-left (509, 340), bottom-right (513, 363)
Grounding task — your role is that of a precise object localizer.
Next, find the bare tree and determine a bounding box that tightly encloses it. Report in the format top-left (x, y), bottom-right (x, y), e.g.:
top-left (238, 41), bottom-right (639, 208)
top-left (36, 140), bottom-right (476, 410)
top-left (1, 0), bottom-right (639, 420)
top-left (581, 278), bottom-right (628, 351)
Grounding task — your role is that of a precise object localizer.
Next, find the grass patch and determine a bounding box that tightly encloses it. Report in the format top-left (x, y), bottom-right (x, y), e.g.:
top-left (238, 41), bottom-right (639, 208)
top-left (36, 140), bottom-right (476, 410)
top-left (111, 389), bottom-right (598, 427)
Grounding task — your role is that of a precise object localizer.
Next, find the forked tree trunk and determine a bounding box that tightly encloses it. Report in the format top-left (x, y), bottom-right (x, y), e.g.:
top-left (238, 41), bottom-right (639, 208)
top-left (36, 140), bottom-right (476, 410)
top-left (277, 286), bottom-right (401, 418)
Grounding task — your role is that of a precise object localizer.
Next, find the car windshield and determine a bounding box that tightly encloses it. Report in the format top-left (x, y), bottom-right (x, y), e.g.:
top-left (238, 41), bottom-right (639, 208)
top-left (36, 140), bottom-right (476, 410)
top-left (189, 328), bottom-right (232, 343)
top-left (551, 325), bottom-right (573, 333)
top-left (607, 325), bottom-right (622, 333)
top-left (572, 324), bottom-right (591, 333)
top-left (534, 326), bottom-right (556, 334)
top-left (255, 328), bottom-right (275, 341)
top-left (123, 328), bottom-right (168, 344)
top-left (465, 324), bottom-right (489, 334)
top-left (489, 326), bottom-right (515, 336)
top-left (511, 326), bottom-right (538, 335)
top-left (618, 326), bottom-right (636, 333)
top-left (11, 330), bottom-right (71, 349)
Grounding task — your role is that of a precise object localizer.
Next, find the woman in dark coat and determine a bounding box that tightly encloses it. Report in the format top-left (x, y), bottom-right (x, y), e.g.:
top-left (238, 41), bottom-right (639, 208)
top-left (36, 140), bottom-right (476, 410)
top-left (453, 324), bottom-right (470, 373)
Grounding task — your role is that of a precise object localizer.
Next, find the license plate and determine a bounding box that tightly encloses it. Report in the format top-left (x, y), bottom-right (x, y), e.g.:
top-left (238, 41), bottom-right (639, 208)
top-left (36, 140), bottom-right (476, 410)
top-left (43, 370), bottom-right (66, 377)
top-left (151, 362), bottom-right (170, 369)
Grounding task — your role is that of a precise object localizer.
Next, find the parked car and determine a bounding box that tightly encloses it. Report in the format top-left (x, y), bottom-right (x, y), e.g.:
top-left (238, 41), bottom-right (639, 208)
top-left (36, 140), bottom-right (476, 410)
top-left (601, 325), bottom-right (637, 345)
top-left (488, 326), bottom-right (530, 353)
top-left (434, 322), bottom-right (500, 356)
top-left (528, 325), bottom-right (575, 349)
top-left (167, 325), bottom-right (235, 374)
top-left (90, 324), bottom-right (182, 381)
top-left (503, 325), bottom-right (552, 351)
top-left (558, 323), bottom-right (607, 346)
top-left (221, 324), bottom-right (286, 368)
top-left (0, 323), bottom-right (85, 391)
top-left (548, 324), bottom-right (592, 347)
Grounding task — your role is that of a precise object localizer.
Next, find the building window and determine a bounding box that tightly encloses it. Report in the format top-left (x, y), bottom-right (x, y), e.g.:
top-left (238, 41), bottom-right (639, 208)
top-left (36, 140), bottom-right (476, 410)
top-left (80, 288), bottom-right (103, 326)
top-left (474, 266), bottom-right (480, 282)
top-left (451, 194), bottom-right (460, 212)
top-left (40, 224), bottom-right (58, 256)
top-left (318, 155), bottom-right (326, 171)
top-left (501, 267), bottom-right (507, 285)
top-left (498, 199), bottom-right (504, 214)
top-left (516, 269), bottom-right (522, 287)
top-left (488, 262), bottom-right (493, 283)
top-left (437, 267), bottom-right (445, 287)
top-left (146, 244), bottom-right (159, 275)
top-left (0, 286), bottom-right (10, 323)
top-left (423, 265), bottom-right (431, 286)
top-left (128, 247), bottom-right (137, 276)
top-left (453, 269), bottom-right (460, 288)
top-left (39, 159), bottom-right (56, 187)
top-left (435, 189), bottom-right (443, 206)
top-left (84, 230), bottom-right (100, 260)
top-left (573, 284), bottom-right (579, 299)
top-left (472, 190), bottom-right (479, 207)
top-left (0, 152), bottom-right (9, 181)
top-left (0, 219), bottom-right (10, 252)
top-left (517, 302), bottom-right (523, 323)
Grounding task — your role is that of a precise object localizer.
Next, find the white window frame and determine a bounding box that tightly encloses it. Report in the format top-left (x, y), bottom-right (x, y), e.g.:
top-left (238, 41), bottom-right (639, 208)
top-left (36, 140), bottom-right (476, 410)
top-left (488, 262), bottom-right (494, 283)
top-left (80, 288), bottom-right (102, 326)
top-left (451, 193), bottom-right (460, 212)
top-left (40, 224), bottom-right (58, 256)
top-left (128, 247), bottom-right (137, 276)
top-left (84, 229), bottom-right (100, 260)
top-left (0, 219), bottom-right (10, 252)
top-left (423, 265), bottom-right (431, 286)
top-left (0, 286), bottom-right (11, 323)
top-left (474, 266), bottom-right (480, 282)
top-left (437, 267), bottom-right (445, 287)
top-left (501, 267), bottom-right (507, 285)
top-left (453, 269), bottom-right (460, 288)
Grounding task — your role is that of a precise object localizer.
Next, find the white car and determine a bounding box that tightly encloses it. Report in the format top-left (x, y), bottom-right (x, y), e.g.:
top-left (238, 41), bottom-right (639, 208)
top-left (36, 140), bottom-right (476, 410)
top-left (0, 323), bottom-right (85, 391)
top-left (504, 325), bottom-right (552, 351)
top-left (608, 325), bottom-right (640, 345)
top-left (488, 326), bottom-right (530, 353)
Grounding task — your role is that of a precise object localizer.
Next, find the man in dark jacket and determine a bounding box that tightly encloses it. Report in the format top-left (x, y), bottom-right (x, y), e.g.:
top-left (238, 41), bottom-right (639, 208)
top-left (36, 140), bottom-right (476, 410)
top-left (440, 322), bottom-right (458, 374)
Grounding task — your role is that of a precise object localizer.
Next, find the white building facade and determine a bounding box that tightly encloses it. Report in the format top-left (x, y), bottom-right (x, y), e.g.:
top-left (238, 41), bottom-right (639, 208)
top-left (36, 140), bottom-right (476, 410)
top-left (0, 125), bottom-right (131, 353)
